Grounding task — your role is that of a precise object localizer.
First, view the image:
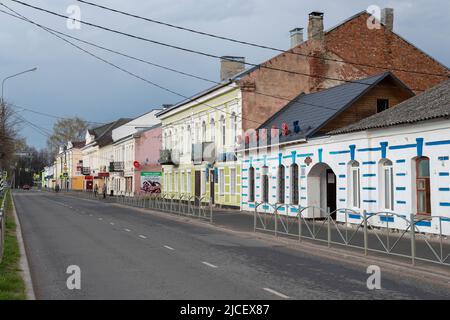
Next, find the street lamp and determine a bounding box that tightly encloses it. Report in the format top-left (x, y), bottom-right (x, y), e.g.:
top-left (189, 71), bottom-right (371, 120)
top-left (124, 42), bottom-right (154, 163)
top-left (1, 67), bottom-right (38, 104)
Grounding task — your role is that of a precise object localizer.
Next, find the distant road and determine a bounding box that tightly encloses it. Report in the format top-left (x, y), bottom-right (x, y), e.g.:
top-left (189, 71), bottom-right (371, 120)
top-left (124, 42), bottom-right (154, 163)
top-left (12, 190), bottom-right (450, 300)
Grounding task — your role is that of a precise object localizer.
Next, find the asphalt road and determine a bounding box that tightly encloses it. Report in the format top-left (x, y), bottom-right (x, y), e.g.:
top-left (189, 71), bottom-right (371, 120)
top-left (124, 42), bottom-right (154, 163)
top-left (12, 190), bottom-right (450, 300)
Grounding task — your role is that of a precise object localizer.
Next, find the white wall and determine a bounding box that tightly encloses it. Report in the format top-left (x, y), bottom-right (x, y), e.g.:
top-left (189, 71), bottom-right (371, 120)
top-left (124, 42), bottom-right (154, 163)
top-left (241, 119), bottom-right (450, 235)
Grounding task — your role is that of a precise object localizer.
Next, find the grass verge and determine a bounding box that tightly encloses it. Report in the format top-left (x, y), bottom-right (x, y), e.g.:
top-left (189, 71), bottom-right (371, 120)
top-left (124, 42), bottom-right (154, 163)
top-left (0, 191), bottom-right (26, 300)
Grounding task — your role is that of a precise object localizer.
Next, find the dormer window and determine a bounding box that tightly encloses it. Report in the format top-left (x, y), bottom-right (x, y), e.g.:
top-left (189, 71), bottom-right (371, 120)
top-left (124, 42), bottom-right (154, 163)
top-left (377, 99), bottom-right (389, 113)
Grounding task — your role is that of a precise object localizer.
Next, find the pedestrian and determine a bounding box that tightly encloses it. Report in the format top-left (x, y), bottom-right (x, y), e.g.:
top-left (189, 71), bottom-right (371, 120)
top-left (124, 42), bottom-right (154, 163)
top-left (94, 183), bottom-right (98, 197)
top-left (55, 184), bottom-right (60, 193)
top-left (102, 183), bottom-right (107, 199)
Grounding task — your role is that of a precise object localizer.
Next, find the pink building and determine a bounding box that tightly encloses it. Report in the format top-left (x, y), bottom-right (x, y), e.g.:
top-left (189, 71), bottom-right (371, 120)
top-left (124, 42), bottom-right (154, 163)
top-left (134, 125), bottom-right (162, 195)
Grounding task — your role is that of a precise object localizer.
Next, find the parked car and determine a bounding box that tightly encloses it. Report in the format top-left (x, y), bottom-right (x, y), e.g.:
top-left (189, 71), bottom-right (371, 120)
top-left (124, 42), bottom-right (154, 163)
top-left (22, 184), bottom-right (31, 190)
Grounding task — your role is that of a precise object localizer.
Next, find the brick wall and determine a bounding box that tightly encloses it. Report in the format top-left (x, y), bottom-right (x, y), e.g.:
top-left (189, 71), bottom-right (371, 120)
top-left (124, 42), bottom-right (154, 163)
top-left (240, 12), bottom-right (449, 132)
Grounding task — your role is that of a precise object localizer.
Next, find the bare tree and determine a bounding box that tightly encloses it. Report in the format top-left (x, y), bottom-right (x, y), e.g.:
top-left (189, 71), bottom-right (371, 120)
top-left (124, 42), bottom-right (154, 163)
top-left (47, 117), bottom-right (89, 157)
top-left (0, 101), bottom-right (22, 171)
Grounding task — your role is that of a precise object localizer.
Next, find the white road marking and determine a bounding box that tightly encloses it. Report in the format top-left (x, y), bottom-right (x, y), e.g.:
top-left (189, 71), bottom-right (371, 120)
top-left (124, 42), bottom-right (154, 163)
top-left (139, 235), bottom-right (147, 239)
top-left (124, 229), bottom-right (131, 232)
top-left (263, 288), bottom-right (290, 299)
top-left (202, 261), bottom-right (218, 269)
top-left (98, 218), bottom-right (103, 221)
top-left (110, 222), bottom-right (115, 225)
top-left (164, 245), bottom-right (175, 251)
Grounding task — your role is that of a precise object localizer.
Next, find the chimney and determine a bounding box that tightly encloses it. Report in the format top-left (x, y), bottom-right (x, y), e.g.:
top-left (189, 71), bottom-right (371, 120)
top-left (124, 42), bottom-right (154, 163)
top-left (381, 8), bottom-right (394, 32)
top-left (308, 11), bottom-right (324, 41)
top-left (220, 56), bottom-right (245, 82)
top-left (290, 28), bottom-right (304, 48)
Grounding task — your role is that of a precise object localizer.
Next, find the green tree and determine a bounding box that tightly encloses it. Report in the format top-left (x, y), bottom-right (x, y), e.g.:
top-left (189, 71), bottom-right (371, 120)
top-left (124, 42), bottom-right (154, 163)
top-left (47, 117), bottom-right (88, 157)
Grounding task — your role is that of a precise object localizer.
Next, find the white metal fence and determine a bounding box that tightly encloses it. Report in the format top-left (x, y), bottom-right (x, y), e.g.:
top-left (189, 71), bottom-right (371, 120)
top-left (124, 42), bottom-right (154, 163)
top-left (254, 203), bottom-right (450, 267)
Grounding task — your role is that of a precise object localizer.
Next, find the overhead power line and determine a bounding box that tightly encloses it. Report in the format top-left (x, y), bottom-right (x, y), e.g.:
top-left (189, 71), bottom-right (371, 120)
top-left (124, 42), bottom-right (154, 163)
top-left (7, 0), bottom-right (428, 92)
top-left (0, 4), bottom-right (267, 126)
top-left (77, 0), bottom-right (449, 78)
top-left (0, 4), bottom-right (343, 134)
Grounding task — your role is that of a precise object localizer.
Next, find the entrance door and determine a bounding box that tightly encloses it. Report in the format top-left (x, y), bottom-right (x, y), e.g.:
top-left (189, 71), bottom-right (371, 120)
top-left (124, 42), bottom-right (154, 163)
top-left (209, 169), bottom-right (215, 204)
top-left (326, 169), bottom-right (337, 217)
top-left (195, 171), bottom-right (201, 206)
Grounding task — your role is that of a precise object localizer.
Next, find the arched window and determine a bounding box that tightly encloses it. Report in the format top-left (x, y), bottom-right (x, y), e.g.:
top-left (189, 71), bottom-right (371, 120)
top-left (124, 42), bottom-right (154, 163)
top-left (230, 112), bottom-right (237, 145)
top-left (349, 161), bottom-right (361, 208)
top-left (290, 163), bottom-right (299, 205)
top-left (248, 167), bottom-right (255, 202)
top-left (277, 165), bottom-right (285, 204)
top-left (415, 157), bottom-right (431, 215)
top-left (164, 132), bottom-right (168, 149)
top-left (186, 125), bottom-right (191, 153)
top-left (202, 121), bottom-right (206, 143)
top-left (262, 166), bottom-right (269, 203)
top-left (380, 159), bottom-right (394, 210)
top-left (180, 127), bottom-right (184, 153)
top-left (210, 118), bottom-right (215, 142)
top-left (167, 130), bottom-right (172, 150)
top-left (221, 115), bottom-right (226, 146)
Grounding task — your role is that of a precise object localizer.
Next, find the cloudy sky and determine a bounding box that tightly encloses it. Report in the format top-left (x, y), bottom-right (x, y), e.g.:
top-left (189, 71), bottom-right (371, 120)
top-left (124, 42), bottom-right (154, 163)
top-left (0, 0), bottom-right (449, 149)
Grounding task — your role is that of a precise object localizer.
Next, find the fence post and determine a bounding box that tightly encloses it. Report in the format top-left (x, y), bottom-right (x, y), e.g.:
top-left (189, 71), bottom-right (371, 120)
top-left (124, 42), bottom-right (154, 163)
top-left (298, 208), bottom-right (302, 242)
top-left (253, 205), bottom-right (257, 233)
top-left (410, 213), bottom-right (416, 266)
top-left (327, 207), bottom-right (331, 248)
top-left (363, 210), bottom-right (368, 256)
top-left (274, 205), bottom-right (278, 237)
top-left (209, 198), bottom-right (213, 223)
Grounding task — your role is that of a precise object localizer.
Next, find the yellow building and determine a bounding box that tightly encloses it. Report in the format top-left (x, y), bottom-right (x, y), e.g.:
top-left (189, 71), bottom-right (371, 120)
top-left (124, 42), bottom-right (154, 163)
top-left (157, 58), bottom-right (246, 208)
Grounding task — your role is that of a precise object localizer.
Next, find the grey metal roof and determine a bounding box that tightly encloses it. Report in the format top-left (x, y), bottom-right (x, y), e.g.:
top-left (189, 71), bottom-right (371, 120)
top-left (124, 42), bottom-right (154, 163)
top-left (258, 72), bottom-right (406, 142)
top-left (330, 79), bottom-right (450, 135)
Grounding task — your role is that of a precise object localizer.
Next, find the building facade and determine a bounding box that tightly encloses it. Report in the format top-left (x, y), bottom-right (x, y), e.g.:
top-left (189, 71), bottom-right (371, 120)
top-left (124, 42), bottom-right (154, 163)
top-left (241, 79), bottom-right (450, 235)
top-left (110, 110), bottom-right (161, 196)
top-left (158, 83), bottom-right (243, 207)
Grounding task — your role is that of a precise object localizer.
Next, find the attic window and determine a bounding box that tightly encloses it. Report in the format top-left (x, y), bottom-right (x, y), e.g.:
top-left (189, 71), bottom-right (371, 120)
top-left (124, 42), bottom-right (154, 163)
top-left (377, 99), bottom-right (389, 113)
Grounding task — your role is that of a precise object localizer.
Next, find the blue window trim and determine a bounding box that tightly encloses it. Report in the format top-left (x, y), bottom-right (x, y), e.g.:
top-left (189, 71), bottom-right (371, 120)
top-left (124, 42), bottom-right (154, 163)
top-left (426, 140), bottom-right (450, 146)
top-left (389, 144), bottom-right (417, 150)
top-left (396, 187), bottom-right (406, 191)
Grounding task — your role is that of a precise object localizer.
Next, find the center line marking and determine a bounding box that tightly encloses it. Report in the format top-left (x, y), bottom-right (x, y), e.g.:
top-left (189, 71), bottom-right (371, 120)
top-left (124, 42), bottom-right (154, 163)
top-left (98, 218), bottom-right (103, 221)
top-left (263, 288), bottom-right (290, 299)
top-left (202, 261), bottom-right (218, 269)
top-left (110, 222), bottom-right (115, 225)
top-left (164, 245), bottom-right (175, 251)
top-left (139, 235), bottom-right (147, 239)
top-left (124, 229), bottom-right (131, 232)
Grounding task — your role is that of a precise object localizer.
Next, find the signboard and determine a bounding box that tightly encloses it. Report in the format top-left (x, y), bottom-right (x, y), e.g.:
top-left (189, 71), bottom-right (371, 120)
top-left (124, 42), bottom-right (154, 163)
top-left (140, 172), bottom-right (162, 194)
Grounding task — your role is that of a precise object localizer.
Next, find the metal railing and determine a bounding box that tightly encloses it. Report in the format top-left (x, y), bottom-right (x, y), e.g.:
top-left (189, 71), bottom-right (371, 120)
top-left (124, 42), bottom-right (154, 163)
top-left (254, 202), bottom-right (450, 267)
top-left (112, 192), bottom-right (213, 223)
top-left (0, 188), bottom-right (8, 264)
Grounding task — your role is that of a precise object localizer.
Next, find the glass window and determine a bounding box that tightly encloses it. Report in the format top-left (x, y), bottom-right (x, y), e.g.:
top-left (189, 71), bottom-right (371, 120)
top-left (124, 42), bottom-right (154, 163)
top-left (202, 121), bottom-right (206, 143)
top-left (290, 164), bottom-right (299, 205)
top-left (230, 168), bottom-right (236, 195)
top-left (377, 99), bottom-right (389, 113)
top-left (210, 118), bottom-right (215, 142)
top-left (262, 167), bottom-right (269, 203)
top-left (187, 171), bottom-right (191, 194)
top-left (382, 160), bottom-right (394, 210)
top-left (201, 170), bottom-right (206, 195)
top-left (277, 165), bottom-right (285, 204)
top-left (249, 167), bottom-right (255, 202)
top-left (219, 169), bottom-right (225, 195)
top-left (416, 157), bottom-right (431, 215)
top-left (350, 161), bottom-right (360, 208)
top-left (221, 115), bottom-right (226, 146)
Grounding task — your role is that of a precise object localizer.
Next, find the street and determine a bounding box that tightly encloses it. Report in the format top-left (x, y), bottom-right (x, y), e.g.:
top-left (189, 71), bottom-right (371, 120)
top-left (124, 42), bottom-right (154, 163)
top-left (12, 190), bottom-right (450, 300)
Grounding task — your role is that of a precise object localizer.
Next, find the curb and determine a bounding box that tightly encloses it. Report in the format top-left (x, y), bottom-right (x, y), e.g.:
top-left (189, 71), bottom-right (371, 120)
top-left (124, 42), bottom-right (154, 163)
top-left (10, 192), bottom-right (36, 300)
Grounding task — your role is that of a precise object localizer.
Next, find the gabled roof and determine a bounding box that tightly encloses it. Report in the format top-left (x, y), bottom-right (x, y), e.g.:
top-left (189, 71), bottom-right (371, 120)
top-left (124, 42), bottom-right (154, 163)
top-left (330, 79), bottom-right (450, 135)
top-left (86, 118), bottom-right (132, 148)
top-left (258, 72), bottom-right (412, 143)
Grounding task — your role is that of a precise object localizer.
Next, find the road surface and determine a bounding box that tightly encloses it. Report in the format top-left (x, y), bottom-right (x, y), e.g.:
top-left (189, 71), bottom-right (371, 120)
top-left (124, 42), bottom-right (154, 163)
top-left (12, 190), bottom-right (450, 300)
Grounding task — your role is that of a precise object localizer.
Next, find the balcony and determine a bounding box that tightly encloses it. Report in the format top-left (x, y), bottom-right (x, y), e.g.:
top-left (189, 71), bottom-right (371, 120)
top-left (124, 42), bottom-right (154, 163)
top-left (192, 142), bottom-right (215, 164)
top-left (159, 150), bottom-right (173, 165)
top-left (109, 162), bottom-right (124, 172)
top-left (216, 152), bottom-right (237, 163)
top-left (81, 167), bottom-right (91, 175)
